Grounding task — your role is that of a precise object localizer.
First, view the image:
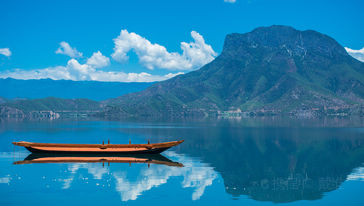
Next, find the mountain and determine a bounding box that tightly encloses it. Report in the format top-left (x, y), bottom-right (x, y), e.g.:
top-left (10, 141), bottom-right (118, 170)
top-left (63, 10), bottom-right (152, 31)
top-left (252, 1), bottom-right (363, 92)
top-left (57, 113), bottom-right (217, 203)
top-left (1, 97), bottom-right (101, 112)
top-left (0, 78), bottom-right (152, 119)
top-left (0, 97), bottom-right (102, 120)
top-left (101, 25), bottom-right (364, 118)
top-left (0, 78), bottom-right (153, 101)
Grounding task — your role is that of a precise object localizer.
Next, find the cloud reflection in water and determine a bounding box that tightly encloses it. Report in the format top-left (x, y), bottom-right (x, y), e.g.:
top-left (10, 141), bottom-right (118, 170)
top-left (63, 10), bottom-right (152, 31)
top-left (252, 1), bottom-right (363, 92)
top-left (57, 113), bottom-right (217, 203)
top-left (347, 167), bottom-right (364, 182)
top-left (60, 152), bottom-right (217, 201)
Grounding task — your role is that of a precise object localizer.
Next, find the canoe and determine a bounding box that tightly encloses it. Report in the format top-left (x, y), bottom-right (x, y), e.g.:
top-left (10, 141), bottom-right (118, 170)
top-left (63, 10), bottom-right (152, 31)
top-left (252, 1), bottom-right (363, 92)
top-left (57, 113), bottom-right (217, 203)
top-left (13, 153), bottom-right (183, 167)
top-left (12, 140), bottom-right (184, 154)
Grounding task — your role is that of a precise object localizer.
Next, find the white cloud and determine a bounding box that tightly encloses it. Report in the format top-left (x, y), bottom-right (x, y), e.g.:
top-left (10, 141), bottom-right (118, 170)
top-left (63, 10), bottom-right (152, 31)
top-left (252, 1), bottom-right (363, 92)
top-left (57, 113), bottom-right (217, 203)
top-left (0, 59), bottom-right (183, 82)
top-left (86, 51), bottom-right (110, 68)
top-left (345, 47), bottom-right (364, 62)
top-left (112, 30), bottom-right (217, 71)
top-left (224, 0), bottom-right (236, 3)
top-left (0, 48), bottom-right (11, 57)
top-left (2, 30), bottom-right (212, 82)
top-left (0, 48), bottom-right (183, 82)
top-left (56, 41), bottom-right (83, 58)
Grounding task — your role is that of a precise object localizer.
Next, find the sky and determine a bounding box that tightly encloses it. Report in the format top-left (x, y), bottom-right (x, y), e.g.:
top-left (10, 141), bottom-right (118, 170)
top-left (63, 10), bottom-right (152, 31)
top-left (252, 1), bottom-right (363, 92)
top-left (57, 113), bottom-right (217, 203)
top-left (0, 0), bottom-right (363, 82)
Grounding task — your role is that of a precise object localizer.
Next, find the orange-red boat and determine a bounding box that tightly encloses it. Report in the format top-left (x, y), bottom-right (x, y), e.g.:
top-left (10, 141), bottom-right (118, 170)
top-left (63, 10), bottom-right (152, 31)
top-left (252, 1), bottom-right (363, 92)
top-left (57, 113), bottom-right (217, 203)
top-left (12, 140), bottom-right (184, 154)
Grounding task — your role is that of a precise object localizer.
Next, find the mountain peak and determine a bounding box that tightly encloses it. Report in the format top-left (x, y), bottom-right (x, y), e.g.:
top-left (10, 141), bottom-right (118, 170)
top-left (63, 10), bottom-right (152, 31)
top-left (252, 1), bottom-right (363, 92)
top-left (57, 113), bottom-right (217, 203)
top-left (222, 25), bottom-right (348, 60)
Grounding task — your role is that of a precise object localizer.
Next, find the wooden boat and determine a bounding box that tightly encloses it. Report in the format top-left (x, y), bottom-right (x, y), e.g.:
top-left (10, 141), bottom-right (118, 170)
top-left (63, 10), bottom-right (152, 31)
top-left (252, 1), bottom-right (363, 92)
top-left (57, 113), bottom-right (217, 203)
top-left (12, 140), bottom-right (184, 154)
top-left (13, 153), bottom-right (183, 167)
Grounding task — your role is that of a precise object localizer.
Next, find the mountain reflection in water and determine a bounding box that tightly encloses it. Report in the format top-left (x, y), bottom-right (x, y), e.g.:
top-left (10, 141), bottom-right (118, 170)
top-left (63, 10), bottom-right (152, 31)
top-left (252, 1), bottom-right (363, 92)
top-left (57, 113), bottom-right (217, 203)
top-left (1, 120), bottom-right (364, 205)
top-left (120, 124), bottom-right (364, 203)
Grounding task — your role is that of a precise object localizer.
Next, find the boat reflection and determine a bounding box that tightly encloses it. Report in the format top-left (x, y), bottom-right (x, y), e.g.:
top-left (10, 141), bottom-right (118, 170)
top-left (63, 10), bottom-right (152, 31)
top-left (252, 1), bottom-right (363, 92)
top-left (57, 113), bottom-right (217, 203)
top-left (10, 151), bottom-right (217, 202)
top-left (13, 153), bottom-right (184, 167)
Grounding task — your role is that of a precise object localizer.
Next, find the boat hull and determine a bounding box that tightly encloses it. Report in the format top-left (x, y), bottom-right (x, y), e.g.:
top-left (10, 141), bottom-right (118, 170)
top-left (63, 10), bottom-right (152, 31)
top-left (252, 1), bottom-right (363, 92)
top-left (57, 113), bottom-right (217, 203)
top-left (13, 140), bottom-right (184, 155)
top-left (24, 146), bottom-right (171, 154)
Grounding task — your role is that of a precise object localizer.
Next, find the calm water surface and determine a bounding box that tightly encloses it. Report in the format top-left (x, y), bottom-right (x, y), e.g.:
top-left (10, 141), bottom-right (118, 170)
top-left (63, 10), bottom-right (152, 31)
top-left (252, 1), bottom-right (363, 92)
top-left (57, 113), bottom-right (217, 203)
top-left (0, 119), bottom-right (363, 205)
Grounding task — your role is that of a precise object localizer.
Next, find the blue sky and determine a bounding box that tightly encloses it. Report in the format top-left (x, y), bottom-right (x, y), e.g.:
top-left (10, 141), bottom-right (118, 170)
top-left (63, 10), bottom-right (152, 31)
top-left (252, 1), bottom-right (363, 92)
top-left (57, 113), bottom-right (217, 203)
top-left (0, 0), bottom-right (363, 82)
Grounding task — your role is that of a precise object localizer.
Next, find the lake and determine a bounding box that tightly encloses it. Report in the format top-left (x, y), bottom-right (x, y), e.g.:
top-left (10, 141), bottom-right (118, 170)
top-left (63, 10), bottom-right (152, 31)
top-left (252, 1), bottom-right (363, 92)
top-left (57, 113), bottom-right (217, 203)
top-left (0, 119), bottom-right (363, 205)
